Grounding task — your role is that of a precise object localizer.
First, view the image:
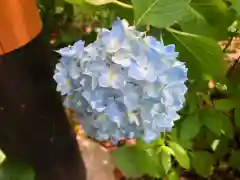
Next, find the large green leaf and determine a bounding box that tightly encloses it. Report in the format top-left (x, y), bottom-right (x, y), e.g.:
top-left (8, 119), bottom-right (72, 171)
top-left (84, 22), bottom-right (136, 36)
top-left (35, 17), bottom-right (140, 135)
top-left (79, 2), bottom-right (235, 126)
top-left (169, 142), bottom-right (190, 169)
top-left (170, 127), bottom-right (193, 149)
top-left (165, 29), bottom-right (227, 81)
top-left (179, 0), bottom-right (235, 40)
top-left (111, 146), bottom-right (163, 178)
top-left (0, 159), bottom-right (34, 180)
top-left (191, 151), bottom-right (214, 177)
top-left (159, 146), bottom-right (172, 173)
top-left (213, 99), bottom-right (235, 111)
top-left (199, 109), bottom-right (233, 139)
top-left (180, 113), bottom-right (202, 140)
top-left (131, 0), bottom-right (190, 28)
top-left (232, 0), bottom-right (240, 16)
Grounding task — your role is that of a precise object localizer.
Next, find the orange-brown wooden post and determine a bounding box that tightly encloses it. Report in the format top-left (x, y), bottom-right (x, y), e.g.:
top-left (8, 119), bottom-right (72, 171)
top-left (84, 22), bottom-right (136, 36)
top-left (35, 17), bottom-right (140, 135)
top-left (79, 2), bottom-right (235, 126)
top-left (0, 1), bottom-right (86, 179)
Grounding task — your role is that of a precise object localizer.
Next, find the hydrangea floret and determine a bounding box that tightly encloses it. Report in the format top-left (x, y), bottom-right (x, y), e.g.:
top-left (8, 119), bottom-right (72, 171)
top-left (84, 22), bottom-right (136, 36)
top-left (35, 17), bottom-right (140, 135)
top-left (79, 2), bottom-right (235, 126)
top-left (53, 18), bottom-right (188, 143)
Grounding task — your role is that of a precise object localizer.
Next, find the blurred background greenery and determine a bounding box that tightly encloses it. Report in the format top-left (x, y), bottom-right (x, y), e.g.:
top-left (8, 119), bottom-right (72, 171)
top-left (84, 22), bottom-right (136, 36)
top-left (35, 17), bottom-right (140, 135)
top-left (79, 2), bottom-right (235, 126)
top-left (37, 0), bottom-right (133, 48)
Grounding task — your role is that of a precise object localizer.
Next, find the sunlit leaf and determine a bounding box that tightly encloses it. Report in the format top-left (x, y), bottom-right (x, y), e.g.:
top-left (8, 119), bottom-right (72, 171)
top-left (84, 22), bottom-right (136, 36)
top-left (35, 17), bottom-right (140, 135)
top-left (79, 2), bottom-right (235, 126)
top-left (159, 146), bottom-right (173, 173)
top-left (169, 142), bottom-right (190, 169)
top-left (167, 170), bottom-right (180, 180)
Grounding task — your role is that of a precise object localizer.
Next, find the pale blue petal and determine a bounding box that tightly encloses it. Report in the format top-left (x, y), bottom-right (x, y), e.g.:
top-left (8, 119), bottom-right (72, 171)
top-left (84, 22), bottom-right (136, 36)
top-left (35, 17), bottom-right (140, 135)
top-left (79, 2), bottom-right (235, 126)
top-left (128, 63), bottom-right (145, 81)
top-left (112, 48), bottom-right (132, 67)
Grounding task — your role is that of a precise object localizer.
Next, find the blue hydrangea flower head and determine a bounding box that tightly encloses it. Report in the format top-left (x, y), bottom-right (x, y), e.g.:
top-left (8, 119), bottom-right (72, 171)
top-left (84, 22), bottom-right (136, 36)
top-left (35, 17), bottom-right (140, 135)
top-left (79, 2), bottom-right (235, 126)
top-left (53, 18), bottom-right (188, 143)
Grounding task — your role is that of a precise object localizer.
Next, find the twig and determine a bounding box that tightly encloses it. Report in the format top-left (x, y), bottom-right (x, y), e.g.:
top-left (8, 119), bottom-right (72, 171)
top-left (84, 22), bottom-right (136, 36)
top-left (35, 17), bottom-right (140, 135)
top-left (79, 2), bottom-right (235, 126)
top-left (223, 28), bottom-right (238, 52)
top-left (226, 55), bottom-right (240, 77)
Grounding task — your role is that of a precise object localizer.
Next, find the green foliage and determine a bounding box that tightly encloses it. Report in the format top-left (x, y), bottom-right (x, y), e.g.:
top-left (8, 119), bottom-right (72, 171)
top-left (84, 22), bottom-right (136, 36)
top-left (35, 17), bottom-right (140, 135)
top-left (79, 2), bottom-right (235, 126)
top-left (180, 0), bottom-right (235, 40)
top-left (200, 109), bottom-right (233, 138)
top-left (167, 170), bottom-right (180, 180)
top-left (232, 0), bottom-right (240, 16)
top-left (0, 157), bottom-right (34, 180)
top-left (131, 0), bottom-right (190, 28)
top-left (169, 142), bottom-right (190, 169)
top-left (180, 113), bottom-right (202, 141)
top-left (235, 108), bottom-right (240, 127)
top-left (111, 145), bottom-right (164, 178)
top-left (165, 29), bottom-right (227, 81)
top-left (191, 151), bottom-right (214, 177)
top-left (213, 99), bottom-right (235, 111)
top-left (229, 150), bottom-right (240, 169)
top-left (35, 0), bottom-right (240, 179)
top-left (159, 146), bottom-right (173, 173)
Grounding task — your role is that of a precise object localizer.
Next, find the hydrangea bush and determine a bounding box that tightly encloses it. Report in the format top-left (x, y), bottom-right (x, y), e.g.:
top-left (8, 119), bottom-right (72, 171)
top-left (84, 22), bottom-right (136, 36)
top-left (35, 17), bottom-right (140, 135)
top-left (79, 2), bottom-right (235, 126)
top-left (53, 18), bottom-right (188, 143)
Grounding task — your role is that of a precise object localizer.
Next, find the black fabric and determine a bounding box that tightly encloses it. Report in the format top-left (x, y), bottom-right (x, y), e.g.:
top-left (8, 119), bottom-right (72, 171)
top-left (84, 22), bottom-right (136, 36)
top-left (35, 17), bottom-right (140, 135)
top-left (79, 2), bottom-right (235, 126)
top-left (0, 33), bottom-right (86, 180)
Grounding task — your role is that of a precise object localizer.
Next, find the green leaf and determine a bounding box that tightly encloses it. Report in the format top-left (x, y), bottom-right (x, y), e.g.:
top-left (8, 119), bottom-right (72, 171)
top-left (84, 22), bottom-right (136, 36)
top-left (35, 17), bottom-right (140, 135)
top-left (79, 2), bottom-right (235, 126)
top-left (180, 113), bottom-right (202, 140)
top-left (179, 0), bottom-right (235, 40)
top-left (167, 170), bottom-right (180, 180)
top-left (232, 0), bottom-right (240, 16)
top-left (169, 142), bottom-right (190, 169)
top-left (217, 112), bottom-right (234, 139)
top-left (199, 109), bottom-right (233, 139)
top-left (229, 150), bottom-right (240, 169)
top-left (213, 99), bottom-right (235, 111)
top-left (159, 146), bottom-right (172, 173)
top-left (112, 146), bottom-right (163, 178)
top-left (136, 139), bottom-right (152, 149)
top-left (55, 0), bottom-right (65, 7)
top-left (64, 0), bottom-right (85, 5)
top-left (85, 0), bottom-right (115, 5)
top-left (0, 159), bottom-right (34, 180)
top-left (165, 29), bottom-right (227, 81)
top-left (170, 127), bottom-right (193, 149)
top-left (185, 89), bottom-right (199, 113)
top-left (160, 146), bottom-right (175, 155)
top-left (213, 137), bottom-right (229, 159)
top-left (131, 0), bottom-right (190, 28)
top-left (235, 108), bottom-right (240, 128)
top-left (191, 151), bottom-right (214, 177)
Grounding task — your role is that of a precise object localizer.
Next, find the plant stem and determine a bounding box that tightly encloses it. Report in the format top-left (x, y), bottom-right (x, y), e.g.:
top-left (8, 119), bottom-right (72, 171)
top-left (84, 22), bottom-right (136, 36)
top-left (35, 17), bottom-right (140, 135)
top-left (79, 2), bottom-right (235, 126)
top-left (226, 55), bottom-right (240, 77)
top-left (112, 1), bottom-right (133, 9)
top-left (223, 28), bottom-right (238, 53)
